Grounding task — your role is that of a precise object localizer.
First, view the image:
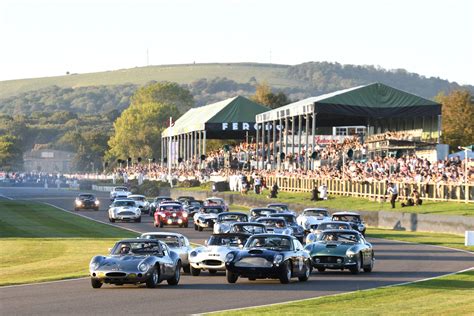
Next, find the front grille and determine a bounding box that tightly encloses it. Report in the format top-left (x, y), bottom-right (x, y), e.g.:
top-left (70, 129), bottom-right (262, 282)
top-left (106, 272), bottom-right (127, 277)
top-left (118, 211), bottom-right (135, 216)
top-left (203, 260), bottom-right (222, 266)
top-left (314, 256), bottom-right (342, 263)
top-left (235, 257), bottom-right (272, 268)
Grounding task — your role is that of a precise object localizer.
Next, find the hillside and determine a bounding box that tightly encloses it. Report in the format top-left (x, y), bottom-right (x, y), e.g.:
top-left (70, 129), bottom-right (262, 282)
top-left (1, 62), bottom-right (473, 115)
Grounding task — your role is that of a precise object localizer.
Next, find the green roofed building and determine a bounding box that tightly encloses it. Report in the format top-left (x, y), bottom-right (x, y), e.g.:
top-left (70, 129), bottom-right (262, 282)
top-left (161, 96), bottom-right (269, 164)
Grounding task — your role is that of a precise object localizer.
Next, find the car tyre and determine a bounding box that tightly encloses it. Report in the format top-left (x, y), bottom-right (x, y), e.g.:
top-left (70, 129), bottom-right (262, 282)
top-left (279, 261), bottom-right (292, 284)
top-left (350, 255), bottom-right (362, 274)
top-left (109, 217), bottom-right (115, 223)
top-left (91, 278), bottom-right (102, 289)
top-left (226, 270), bottom-right (238, 283)
top-left (208, 269), bottom-right (217, 275)
top-left (191, 266), bottom-right (201, 276)
top-left (194, 224), bottom-right (198, 231)
top-left (183, 264), bottom-right (191, 274)
top-left (74, 208), bottom-right (79, 212)
top-left (135, 217), bottom-right (141, 223)
top-left (184, 221), bottom-right (189, 228)
top-left (94, 207), bottom-right (99, 211)
top-left (167, 261), bottom-right (181, 285)
top-left (298, 260), bottom-right (311, 282)
top-left (364, 254), bottom-right (374, 273)
top-left (198, 226), bottom-right (203, 231)
top-left (317, 267), bottom-right (326, 273)
top-left (159, 221), bottom-right (164, 228)
top-left (146, 268), bottom-right (159, 288)
top-left (154, 221), bottom-right (158, 228)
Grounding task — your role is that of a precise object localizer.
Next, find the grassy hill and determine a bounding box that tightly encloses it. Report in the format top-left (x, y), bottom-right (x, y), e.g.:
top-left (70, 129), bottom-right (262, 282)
top-left (0, 63), bottom-right (303, 99)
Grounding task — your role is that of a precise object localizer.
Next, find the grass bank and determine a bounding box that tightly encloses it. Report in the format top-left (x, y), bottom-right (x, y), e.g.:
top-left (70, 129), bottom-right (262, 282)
top-left (0, 200), bottom-right (137, 286)
top-left (210, 269), bottom-right (474, 316)
top-left (180, 187), bottom-right (474, 216)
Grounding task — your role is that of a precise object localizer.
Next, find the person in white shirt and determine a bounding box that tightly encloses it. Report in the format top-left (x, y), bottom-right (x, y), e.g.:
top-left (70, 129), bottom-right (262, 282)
top-left (387, 182), bottom-right (398, 208)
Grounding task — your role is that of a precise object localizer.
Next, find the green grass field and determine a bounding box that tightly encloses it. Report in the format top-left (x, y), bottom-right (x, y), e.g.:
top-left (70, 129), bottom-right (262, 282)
top-left (209, 269), bottom-right (474, 316)
top-left (0, 200), bottom-right (137, 285)
top-left (0, 63), bottom-right (300, 98)
top-left (181, 187), bottom-right (474, 216)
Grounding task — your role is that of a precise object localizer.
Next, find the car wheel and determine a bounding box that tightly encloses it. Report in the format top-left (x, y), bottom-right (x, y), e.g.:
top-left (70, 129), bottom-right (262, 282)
top-left (94, 207), bottom-right (99, 211)
top-left (91, 278), bottom-right (102, 289)
top-left (159, 221), bottom-right (164, 228)
top-left (109, 217), bottom-right (115, 223)
top-left (183, 264), bottom-right (191, 274)
top-left (317, 267), bottom-right (326, 273)
top-left (190, 266), bottom-right (201, 276)
top-left (298, 260), bottom-right (311, 282)
top-left (74, 208), bottom-right (79, 212)
top-left (167, 261), bottom-right (181, 285)
top-left (364, 253), bottom-right (374, 273)
top-left (208, 269), bottom-right (217, 275)
top-left (279, 261), bottom-right (292, 284)
top-left (226, 270), bottom-right (238, 283)
top-left (184, 221), bottom-right (189, 228)
top-left (198, 226), bottom-right (203, 231)
top-left (154, 221), bottom-right (158, 228)
top-left (350, 255), bottom-right (362, 274)
top-left (145, 268), bottom-right (159, 288)
top-left (194, 224), bottom-right (198, 231)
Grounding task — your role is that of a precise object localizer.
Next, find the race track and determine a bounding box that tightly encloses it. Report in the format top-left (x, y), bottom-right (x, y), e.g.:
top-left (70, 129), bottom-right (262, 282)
top-left (1, 187), bottom-right (473, 316)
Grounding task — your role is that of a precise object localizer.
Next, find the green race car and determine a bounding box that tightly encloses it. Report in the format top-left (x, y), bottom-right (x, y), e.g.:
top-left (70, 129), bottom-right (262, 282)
top-left (304, 229), bottom-right (374, 274)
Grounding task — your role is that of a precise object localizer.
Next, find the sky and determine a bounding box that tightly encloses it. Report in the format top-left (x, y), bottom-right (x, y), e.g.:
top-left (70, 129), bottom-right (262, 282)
top-left (0, 0), bottom-right (473, 84)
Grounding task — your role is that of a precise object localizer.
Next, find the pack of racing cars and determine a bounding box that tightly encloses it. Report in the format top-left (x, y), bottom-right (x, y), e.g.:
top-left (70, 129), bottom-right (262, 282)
top-left (89, 194), bottom-right (374, 288)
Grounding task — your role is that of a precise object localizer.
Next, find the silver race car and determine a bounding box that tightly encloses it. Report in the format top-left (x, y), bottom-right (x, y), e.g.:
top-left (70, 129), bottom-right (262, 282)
top-left (296, 208), bottom-right (331, 232)
top-left (188, 233), bottom-right (250, 276)
top-left (89, 239), bottom-right (181, 288)
top-left (140, 232), bottom-right (193, 273)
top-left (108, 199), bottom-right (141, 222)
top-left (213, 212), bottom-right (249, 234)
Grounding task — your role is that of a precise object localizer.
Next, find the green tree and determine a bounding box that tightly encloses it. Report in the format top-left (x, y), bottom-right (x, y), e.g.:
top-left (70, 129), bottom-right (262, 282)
top-left (107, 102), bottom-right (178, 163)
top-left (251, 82), bottom-right (290, 109)
top-left (436, 90), bottom-right (474, 150)
top-left (131, 81), bottom-right (194, 113)
top-left (0, 135), bottom-right (23, 171)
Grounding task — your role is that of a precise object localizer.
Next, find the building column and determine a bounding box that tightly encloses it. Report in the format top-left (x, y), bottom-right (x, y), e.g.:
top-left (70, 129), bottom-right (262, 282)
top-left (267, 122), bottom-right (271, 166)
top-left (198, 130), bottom-right (202, 157)
top-left (203, 130), bottom-right (207, 155)
top-left (437, 114), bottom-right (441, 143)
top-left (279, 117), bottom-right (283, 169)
top-left (161, 137), bottom-right (164, 167)
top-left (291, 117), bottom-right (295, 156)
top-left (298, 115), bottom-right (302, 168)
top-left (261, 123), bottom-right (266, 170)
top-left (305, 113), bottom-right (309, 170)
top-left (284, 117), bottom-right (288, 158)
top-left (272, 120), bottom-right (277, 169)
top-left (256, 122), bottom-right (260, 169)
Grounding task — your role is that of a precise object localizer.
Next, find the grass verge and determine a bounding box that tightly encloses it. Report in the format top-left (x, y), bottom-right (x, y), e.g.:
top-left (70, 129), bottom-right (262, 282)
top-left (179, 186), bottom-right (474, 216)
top-left (0, 200), bottom-right (137, 286)
top-left (209, 269), bottom-right (474, 316)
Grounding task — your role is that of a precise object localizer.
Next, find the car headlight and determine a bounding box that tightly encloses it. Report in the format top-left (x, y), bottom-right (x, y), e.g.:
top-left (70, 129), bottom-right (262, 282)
top-left (75, 200), bottom-right (82, 206)
top-left (190, 251), bottom-right (197, 257)
top-left (358, 224), bottom-right (365, 231)
top-left (182, 212), bottom-right (188, 218)
top-left (138, 262), bottom-right (149, 272)
top-left (346, 249), bottom-right (357, 257)
top-left (273, 254), bottom-right (283, 264)
top-left (90, 261), bottom-right (100, 270)
top-left (225, 253), bottom-right (235, 263)
top-left (94, 200), bottom-right (100, 205)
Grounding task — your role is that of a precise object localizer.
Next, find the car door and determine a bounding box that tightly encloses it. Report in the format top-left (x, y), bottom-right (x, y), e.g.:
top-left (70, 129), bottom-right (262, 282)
top-left (160, 243), bottom-right (175, 278)
top-left (359, 235), bottom-right (371, 264)
top-left (292, 240), bottom-right (306, 276)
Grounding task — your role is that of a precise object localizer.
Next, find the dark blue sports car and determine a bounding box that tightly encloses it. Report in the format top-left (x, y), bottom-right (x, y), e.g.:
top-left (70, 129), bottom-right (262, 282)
top-left (224, 234), bottom-right (311, 284)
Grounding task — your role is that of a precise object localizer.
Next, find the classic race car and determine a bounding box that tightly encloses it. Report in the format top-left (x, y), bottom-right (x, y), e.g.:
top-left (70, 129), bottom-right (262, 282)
top-left (305, 221), bottom-right (352, 243)
top-left (331, 212), bottom-right (366, 235)
top-left (213, 212), bottom-right (249, 234)
top-left (229, 222), bottom-right (267, 235)
top-left (183, 199), bottom-right (204, 218)
top-left (149, 196), bottom-right (173, 216)
top-left (225, 234), bottom-right (311, 284)
top-left (268, 213), bottom-right (305, 243)
top-left (127, 194), bottom-right (151, 215)
top-left (89, 239), bottom-right (181, 288)
top-left (204, 197), bottom-right (229, 211)
top-left (266, 203), bottom-right (296, 215)
top-left (140, 232), bottom-right (192, 273)
top-left (109, 186), bottom-right (131, 201)
top-left (296, 208), bottom-right (331, 231)
top-left (193, 205), bottom-right (226, 231)
top-left (304, 229), bottom-right (374, 274)
top-left (154, 203), bottom-right (189, 228)
top-left (74, 193), bottom-right (100, 211)
top-left (177, 196), bottom-right (195, 204)
top-left (189, 233), bottom-right (249, 276)
top-left (256, 217), bottom-right (293, 236)
top-left (108, 199), bottom-right (141, 222)
top-left (249, 208), bottom-right (278, 221)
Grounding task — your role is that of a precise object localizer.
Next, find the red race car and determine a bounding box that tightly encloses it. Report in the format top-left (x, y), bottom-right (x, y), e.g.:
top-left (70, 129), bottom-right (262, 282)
top-left (154, 203), bottom-right (189, 228)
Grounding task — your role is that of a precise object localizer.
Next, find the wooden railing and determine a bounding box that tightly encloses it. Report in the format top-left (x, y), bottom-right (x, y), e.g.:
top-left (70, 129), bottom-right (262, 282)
top-left (264, 176), bottom-right (474, 203)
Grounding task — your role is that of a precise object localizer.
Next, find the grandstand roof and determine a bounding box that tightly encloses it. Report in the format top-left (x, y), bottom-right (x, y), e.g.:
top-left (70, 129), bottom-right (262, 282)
top-left (256, 83), bottom-right (441, 124)
top-left (162, 96), bottom-right (269, 138)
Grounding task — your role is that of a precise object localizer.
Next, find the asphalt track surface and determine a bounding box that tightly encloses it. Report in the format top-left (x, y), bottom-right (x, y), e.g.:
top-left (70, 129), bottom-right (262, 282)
top-left (1, 187), bottom-right (473, 316)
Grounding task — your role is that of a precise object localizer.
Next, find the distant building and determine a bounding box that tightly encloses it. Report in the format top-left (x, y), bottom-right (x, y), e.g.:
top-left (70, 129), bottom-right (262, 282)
top-left (23, 149), bottom-right (74, 173)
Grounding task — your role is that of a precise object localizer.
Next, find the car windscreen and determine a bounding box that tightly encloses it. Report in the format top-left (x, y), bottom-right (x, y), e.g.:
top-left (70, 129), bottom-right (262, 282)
top-left (251, 209), bottom-right (277, 216)
top-left (271, 215), bottom-right (296, 224)
top-left (257, 218), bottom-right (286, 227)
top-left (245, 236), bottom-right (292, 251)
top-left (113, 241), bottom-right (160, 255)
top-left (142, 235), bottom-right (180, 247)
top-left (270, 205), bottom-right (289, 212)
top-left (113, 201), bottom-right (135, 207)
top-left (130, 196), bottom-right (145, 201)
top-left (115, 187), bottom-right (127, 191)
top-left (160, 205), bottom-right (181, 211)
top-left (333, 215), bottom-right (360, 223)
top-left (190, 201), bottom-right (202, 207)
top-left (155, 197), bottom-right (172, 202)
top-left (203, 207), bottom-right (223, 214)
top-left (207, 235), bottom-right (246, 246)
top-left (305, 210), bottom-right (329, 217)
top-left (79, 194), bottom-right (94, 199)
top-left (317, 223), bottom-right (350, 230)
top-left (318, 232), bottom-right (360, 243)
top-left (232, 224), bottom-right (266, 234)
top-left (218, 214), bottom-right (247, 222)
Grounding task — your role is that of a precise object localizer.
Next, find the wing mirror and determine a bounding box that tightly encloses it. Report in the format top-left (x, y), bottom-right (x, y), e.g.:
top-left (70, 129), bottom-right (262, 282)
top-left (108, 247), bottom-right (113, 253)
top-left (238, 244), bottom-right (244, 249)
top-left (204, 240), bottom-right (208, 246)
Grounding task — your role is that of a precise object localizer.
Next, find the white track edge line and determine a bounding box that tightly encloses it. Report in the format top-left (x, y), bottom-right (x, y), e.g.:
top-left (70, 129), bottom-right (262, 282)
top-left (200, 267), bottom-right (474, 315)
top-left (368, 236), bottom-right (474, 255)
top-left (0, 277), bottom-right (89, 289)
